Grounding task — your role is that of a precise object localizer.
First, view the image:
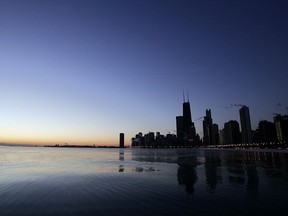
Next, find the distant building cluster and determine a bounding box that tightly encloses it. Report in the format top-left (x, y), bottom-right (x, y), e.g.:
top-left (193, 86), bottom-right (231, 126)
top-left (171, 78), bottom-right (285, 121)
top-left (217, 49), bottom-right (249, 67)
top-left (254, 114), bottom-right (288, 144)
top-left (131, 98), bottom-right (288, 148)
top-left (218, 111), bottom-right (288, 147)
top-left (131, 97), bottom-right (200, 147)
top-left (218, 105), bottom-right (252, 145)
top-left (131, 131), bottom-right (177, 147)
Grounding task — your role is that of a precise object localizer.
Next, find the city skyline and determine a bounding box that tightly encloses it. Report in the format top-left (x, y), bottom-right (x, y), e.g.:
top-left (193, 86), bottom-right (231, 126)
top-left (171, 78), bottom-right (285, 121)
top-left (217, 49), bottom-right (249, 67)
top-left (0, 0), bottom-right (287, 146)
top-left (131, 100), bottom-right (287, 148)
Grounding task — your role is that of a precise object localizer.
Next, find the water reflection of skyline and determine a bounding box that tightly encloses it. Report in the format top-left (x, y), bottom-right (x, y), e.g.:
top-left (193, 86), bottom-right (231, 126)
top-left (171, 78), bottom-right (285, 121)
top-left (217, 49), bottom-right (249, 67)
top-left (119, 149), bottom-right (125, 172)
top-left (128, 149), bottom-right (288, 196)
top-left (1, 147), bottom-right (288, 216)
top-left (177, 155), bottom-right (199, 194)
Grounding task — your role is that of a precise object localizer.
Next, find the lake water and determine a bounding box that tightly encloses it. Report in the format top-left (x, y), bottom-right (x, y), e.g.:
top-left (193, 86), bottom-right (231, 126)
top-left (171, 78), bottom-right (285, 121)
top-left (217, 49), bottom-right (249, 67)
top-left (1, 146), bottom-right (288, 216)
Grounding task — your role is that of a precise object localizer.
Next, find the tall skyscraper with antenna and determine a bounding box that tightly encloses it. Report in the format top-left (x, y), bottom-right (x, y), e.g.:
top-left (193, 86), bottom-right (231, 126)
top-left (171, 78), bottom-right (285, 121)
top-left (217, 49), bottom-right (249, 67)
top-left (176, 92), bottom-right (196, 145)
top-left (183, 101), bottom-right (192, 132)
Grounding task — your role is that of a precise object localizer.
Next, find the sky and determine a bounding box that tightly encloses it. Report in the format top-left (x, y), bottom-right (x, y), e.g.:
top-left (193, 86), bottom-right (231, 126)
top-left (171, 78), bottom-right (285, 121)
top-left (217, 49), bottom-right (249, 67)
top-left (0, 0), bottom-right (287, 146)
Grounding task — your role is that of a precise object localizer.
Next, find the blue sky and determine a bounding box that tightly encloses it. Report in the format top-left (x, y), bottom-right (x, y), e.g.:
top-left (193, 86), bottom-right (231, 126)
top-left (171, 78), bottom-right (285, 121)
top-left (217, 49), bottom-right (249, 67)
top-left (0, 0), bottom-right (287, 145)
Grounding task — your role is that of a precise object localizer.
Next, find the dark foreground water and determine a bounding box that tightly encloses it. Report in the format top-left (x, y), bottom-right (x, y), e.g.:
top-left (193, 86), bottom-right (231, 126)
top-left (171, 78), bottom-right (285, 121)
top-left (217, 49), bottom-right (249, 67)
top-left (1, 146), bottom-right (288, 216)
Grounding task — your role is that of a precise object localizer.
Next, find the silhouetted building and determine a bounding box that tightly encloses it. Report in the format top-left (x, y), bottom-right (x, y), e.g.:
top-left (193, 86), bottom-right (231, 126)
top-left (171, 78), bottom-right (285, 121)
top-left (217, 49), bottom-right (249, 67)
top-left (183, 102), bottom-right (192, 131)
top-left (212, 123), bottom-right (219, 145)
top-left (219, 129), bottom-right (226, 145)
top-left (252, 129), bottom-right (261, 143)
top-left (182, 100), bottom-right (196, 145)
top-left (274, 114), bottom-right (288, 142)
top-left (155, 132), bottom-right (161, 144)
top-left (176, 116), bottom-right (184, 140)
top-left (156, 132), bottom-right (161, 139)
top-left (224, 120), bottom-right (241, 144)
top-left (165, 133), bottom-right (177, 146)
top-left (202, 109), bottom-right (219, 145)
top-left (131, 131), bottom-right (177, 147)
top-left (155, 132), bottom-right (166, 146)
top-left (176, 99), bottom-right (198, 146)
top-left (144, 132), bottom-right (155, 146)
top-left (239, 106), bottom-right (252, 143)
top-left (131, 132), bottom-right (144, 147)
top-left (258, 120), bottom-right (277, 143)
top-left (119, 133), bottom-right (124, 148)
top-left (203, 109), bottom-right (213, 145)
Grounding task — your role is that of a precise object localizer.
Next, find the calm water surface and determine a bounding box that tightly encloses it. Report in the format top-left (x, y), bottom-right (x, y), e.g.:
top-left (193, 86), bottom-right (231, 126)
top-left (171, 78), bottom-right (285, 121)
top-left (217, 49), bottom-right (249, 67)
top-left (1, 146), bottom-right (288, 216)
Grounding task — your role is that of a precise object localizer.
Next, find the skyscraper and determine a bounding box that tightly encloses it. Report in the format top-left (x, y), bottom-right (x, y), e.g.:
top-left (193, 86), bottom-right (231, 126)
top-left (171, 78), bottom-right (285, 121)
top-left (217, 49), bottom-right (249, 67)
top-left (239, 106), bottom-right (252, 144)
top-left (211, 123), bottom-right (219, 145)
top-left (176, 116), bottom-right (183, 139)
top-left (203, 109), bottom-right (213, 145)
top-left (182, 100), bottom-right (196, 145)
top-left (274, 114), bottom-right (288, 143)
top-left (202, 109), bottom-right (219, 145)
top-left (224, 120), bottom-right (241, 144)
top-left (258, 120), bottom-right (277, 143)
top-left (176, 96), bottom-right (197, 146)
top-left (183, 101), bottom-right (192, 135)
top-left (119, 133), bottom-right (124, 148)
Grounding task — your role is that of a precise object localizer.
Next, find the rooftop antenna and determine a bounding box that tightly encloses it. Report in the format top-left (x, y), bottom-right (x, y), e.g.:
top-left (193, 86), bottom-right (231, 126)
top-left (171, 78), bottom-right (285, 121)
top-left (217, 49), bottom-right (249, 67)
top-left (183, 91), bottom-right (185, 102)
top-left (187, 92), bottom-right (189, 102)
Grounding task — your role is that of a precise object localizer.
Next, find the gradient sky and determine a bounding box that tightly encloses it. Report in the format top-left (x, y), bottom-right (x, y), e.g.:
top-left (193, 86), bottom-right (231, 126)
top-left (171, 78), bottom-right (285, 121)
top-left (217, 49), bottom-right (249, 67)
top-left (0, 0), bottom-right (287, 146)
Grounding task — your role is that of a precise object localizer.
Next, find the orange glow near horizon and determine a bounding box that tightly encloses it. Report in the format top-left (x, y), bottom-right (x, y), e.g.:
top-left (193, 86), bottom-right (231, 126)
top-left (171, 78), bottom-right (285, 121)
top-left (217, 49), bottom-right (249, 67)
top-left (0, 123), bottom-right (133, 146)
top-left (0, 133), bottom-right (128, 146)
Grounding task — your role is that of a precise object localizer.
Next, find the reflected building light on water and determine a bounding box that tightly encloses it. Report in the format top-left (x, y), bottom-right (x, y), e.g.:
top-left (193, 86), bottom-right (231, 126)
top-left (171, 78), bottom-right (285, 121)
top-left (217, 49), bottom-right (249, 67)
top-left (122, 149), bottom-right (288, 199)
top-left (204, 152), bottom-right (222, 193)
top-left (119, 149), bottom-right (125, 172)
top-left (177, 156), bottom-right (199, 194)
